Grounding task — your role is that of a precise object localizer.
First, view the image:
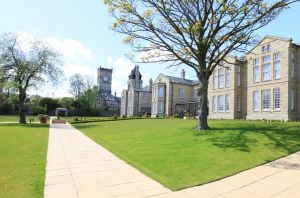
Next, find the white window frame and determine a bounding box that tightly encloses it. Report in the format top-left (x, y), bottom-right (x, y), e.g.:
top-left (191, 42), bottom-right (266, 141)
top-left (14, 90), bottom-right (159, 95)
top-left (218, 95), bottom-right (224, 112)
top-left (194, 90), bottom-right (198, 99)
top-left (291, 62), bottom-right (295, 79)
top-left (225, 68), bottom-right (231, 88)
top-left (262, 46), bottom-right (266, 53)
top-left (237, 67), bottom-right (241, 86)
top-left (273, 52), bottom-right (281, 79)
top-left (291, 88), bottom-right (295, 111)
top-left (237, 95), bottom-right (241, 112)
top-left (273, 88), bottom-right (281, 110)
top-left (266, 44), bottom-right (271, 52)
top-left (253, 91), bottom-right (259, 112)
top-left (212, 96), bottom-right (217, 112)
top-left (225, 94), bottom-right (230, 112)
top-left (159, 86), bottom-right (164, 97)
top-left (262, 89), bottom-right (271, 111)
top-left (218, 68), bottom-right (224, 88)
top-left (262, 55), bottom-right (271, 81)
top-left (213, 70), bottom-right (218, 89)
top-left (178, 88), bottom-right (185, 98)
top-left (253, 58), bottom-right (260, 83)
top-left (158, 102), bottom-right (164, 114)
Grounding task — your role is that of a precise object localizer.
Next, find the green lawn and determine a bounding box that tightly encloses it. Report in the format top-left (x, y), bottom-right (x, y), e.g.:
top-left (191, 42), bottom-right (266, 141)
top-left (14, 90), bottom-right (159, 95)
top-left (0, 124), bottom-right (49, 198)
top-left (0, 115), bottom-right (38, 123)
top-left (74, 119), bottom-right (300, 190)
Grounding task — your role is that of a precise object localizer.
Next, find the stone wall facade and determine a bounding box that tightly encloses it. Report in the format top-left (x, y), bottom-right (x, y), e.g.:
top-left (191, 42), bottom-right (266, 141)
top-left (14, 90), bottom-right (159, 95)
top-left (246, 36), bottom-right (299, 121)
top-left (120, 66), bottom-right (152, 117)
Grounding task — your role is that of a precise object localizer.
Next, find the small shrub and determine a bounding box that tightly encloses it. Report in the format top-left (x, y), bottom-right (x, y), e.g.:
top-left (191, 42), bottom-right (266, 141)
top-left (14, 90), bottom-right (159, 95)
top-left (113, 114), bottom-right (118, 120)
top-left (143, 112), bottom-right (148, 118)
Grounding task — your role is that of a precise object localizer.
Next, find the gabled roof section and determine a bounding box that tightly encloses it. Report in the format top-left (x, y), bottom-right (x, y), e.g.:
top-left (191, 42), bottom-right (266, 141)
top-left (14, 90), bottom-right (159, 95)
top-left (105, 95), bottom-right (121, 103)
top-left (247, 35), bottom-right (292, 55)
top-left (153, 73), bottom-right (165, 84)
top-left (97, 95), bottom-right (105, 101)
top-left (154, 73), bottom-right (198, 86)
top-left (166, 75), bottom-right (198, 85)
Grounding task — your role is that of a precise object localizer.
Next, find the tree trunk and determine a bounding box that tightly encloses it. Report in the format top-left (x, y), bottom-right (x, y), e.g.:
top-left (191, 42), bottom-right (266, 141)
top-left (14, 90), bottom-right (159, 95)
top-left (18, 89), bottom-right (27, 124)
top-left (19, 101), bottom-right (26, 123)
top-left (196, 79), bottom-right (209, 130)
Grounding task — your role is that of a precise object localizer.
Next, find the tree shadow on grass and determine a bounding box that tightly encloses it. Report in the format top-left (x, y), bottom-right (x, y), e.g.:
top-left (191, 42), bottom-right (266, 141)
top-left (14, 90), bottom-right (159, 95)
top-left (196, 122), bottom-right (300, 153)
top-left (206, 130), bottom-right (257, 152)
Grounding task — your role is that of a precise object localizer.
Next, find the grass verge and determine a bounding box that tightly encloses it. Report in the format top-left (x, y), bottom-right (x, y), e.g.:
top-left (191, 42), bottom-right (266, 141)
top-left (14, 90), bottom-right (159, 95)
top-left (0, 123), bottom-right (49, 197)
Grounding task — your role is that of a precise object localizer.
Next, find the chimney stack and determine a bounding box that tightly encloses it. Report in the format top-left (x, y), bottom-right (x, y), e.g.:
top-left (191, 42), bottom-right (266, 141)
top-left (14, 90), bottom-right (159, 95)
top-left (149, 78), bottom-right (153, 90)
top-left (114, 91), bottom-right (116, 97)
top-left (181, 69), bottom-right (186, 79)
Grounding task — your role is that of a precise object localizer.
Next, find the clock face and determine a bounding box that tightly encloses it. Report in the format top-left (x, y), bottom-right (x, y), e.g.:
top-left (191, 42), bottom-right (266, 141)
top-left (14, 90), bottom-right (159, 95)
top-left (103, 75), bottom-right (109, 82)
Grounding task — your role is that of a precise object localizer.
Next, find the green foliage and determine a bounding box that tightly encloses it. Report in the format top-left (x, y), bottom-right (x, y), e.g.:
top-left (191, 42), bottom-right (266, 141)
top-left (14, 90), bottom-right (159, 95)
top-left (113, 114), bottom-right (118, 120)
top-left (30, 105), bottom-right (46, 115)
top-left (75, 119), bottom-right (300, 190)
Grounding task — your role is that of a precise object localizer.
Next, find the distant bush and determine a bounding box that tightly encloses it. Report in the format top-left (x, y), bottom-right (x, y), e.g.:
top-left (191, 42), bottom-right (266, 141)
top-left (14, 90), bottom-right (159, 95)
top-left (143, 112), bottom-right (148, 118)
top-left (113, 114), bottom-right (118, 120)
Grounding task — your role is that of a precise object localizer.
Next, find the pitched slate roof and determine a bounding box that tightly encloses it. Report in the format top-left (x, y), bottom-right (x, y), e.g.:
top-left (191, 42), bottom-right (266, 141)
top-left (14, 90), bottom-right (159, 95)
top-left (165, 75), bottom-right (198, 85)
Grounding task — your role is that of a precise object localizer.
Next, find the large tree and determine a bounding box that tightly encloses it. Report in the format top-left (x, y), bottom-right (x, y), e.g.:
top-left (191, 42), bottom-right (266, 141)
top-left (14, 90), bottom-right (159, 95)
top-left (69, 73), bottom-right (85, 100)
top-left (104, 0), bottom-right (299, 130)
top-left (0, 33), bottom-right (62, 123)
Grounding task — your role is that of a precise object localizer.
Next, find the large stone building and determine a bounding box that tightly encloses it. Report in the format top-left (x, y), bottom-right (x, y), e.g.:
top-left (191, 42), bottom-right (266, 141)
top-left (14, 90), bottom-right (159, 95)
top-left (97, 67), bottom-right (120, 111)
top-left (246, 36), bottom-right (300, 120)
top-left (151, 69), bottom-right (199, 117)
top-left (208, 35), bottom-right (300, 121)
top-left (120, 66), bottom-right (152, 117)
top-left (208, 55), bottom-right (248, 119)
top-left (120, 35), bottom-right (300, 121)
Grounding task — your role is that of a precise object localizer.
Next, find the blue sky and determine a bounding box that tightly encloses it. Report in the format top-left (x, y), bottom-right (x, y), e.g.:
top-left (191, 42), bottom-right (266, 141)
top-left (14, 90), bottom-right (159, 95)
top-left (0, 0), bottom-right (300, 97)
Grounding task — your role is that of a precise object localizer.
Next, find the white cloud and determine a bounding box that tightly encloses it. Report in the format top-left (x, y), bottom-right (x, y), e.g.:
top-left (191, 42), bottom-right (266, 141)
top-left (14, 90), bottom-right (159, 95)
top-left (107, 56), bottom-right (134, 95)
top-left (63, 63), bottom-right (96, 78)
top-left (45, 37), bottom-right (94, 61)
top-left (16, 31), bottom-right (97, 97)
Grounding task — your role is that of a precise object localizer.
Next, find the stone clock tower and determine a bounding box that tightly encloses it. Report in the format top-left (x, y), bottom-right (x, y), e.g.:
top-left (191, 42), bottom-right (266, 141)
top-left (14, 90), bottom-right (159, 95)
top-left (97, 67), bottom-right (112, 97)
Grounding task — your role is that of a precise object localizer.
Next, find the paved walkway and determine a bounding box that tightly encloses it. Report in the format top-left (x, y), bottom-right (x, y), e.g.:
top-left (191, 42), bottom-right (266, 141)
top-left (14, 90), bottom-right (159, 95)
top-left (44, 123), bottom-right (300, 198)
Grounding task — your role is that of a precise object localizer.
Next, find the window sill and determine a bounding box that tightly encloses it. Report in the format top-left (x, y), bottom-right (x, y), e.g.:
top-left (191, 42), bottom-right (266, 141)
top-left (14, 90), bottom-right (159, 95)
top-left (273, 109), bottom-right (281, 112)
top-left (262, 79), bottom-right (272, 82)
top-left (262, 109), bottom-right (271, 112)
